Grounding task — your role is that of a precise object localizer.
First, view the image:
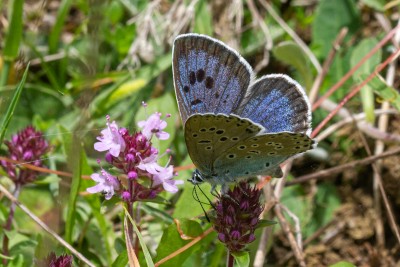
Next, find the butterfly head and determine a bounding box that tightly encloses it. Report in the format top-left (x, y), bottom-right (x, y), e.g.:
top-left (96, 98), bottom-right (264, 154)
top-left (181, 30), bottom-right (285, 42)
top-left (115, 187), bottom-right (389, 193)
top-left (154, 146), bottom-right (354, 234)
top-left (188, 169), bottom-right (205, 185)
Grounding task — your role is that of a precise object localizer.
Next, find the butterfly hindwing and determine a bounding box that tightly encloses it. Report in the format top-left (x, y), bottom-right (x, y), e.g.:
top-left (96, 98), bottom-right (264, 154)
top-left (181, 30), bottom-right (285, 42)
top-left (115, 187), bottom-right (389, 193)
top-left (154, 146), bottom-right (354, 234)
top-left (213, 132), bottom-right (314, 180)
top-left (234, 74), bottom-right (312, 135)
top-left (184, 114), bottom-right (263, 175)
top-left (173, 34), bottom-right (253, 124)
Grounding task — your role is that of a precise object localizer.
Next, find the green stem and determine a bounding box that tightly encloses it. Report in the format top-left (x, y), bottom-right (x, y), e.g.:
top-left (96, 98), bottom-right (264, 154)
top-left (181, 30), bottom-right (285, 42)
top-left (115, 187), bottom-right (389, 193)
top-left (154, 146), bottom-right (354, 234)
top-left (0, 60), bottom-right (11, 87)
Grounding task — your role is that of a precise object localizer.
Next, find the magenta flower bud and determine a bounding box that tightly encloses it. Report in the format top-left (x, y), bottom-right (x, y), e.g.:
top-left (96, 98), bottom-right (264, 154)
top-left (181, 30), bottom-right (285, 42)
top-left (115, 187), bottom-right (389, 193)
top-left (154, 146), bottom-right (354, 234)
top-left (231, 230), bottom-right (241, 240)
top-left (218, 233), bottom-right (226, 242)
top-left (105, 153), bottom-right (113, 163)
top-left (128, 171), bottom-right (137, 180)
top-left (122, 191), bottom-right (131, 201)
top-left (125, 153), bottom-right (134, 162)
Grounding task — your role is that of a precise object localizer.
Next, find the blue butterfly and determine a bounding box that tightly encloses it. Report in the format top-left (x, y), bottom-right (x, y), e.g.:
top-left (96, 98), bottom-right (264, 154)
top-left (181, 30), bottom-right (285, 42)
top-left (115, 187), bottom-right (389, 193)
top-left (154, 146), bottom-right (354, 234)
top-left (172, 33), bottom-right (315, 191)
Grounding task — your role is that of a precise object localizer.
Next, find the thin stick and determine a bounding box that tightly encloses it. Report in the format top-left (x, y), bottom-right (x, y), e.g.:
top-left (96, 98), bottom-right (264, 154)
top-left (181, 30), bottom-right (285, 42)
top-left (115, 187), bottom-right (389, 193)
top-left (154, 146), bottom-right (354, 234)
top-left (0, 184), bottom-right (95, 267)
top-left (154, 227), bottom-right (214, 267)
top-left (311, 47), bottom-right (400, 138)
top-left (280, 204), bottom-right (303, 251)
top-left (316, 109), bottom-right (399, 142)
top-left (309, 28), bottom-right (348, 104)
top-left (286, 147), bottom-right (400, 186)
top-left (274, 204), bottom-right (306, 267)
top-left (312, 24), bottom-right (400, 111)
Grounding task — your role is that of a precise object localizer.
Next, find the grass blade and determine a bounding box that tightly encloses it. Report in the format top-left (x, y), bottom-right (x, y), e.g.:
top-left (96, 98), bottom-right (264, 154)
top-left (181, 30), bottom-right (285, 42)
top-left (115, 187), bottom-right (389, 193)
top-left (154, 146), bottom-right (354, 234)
top-left (0, 63), bottom-right (29, 145)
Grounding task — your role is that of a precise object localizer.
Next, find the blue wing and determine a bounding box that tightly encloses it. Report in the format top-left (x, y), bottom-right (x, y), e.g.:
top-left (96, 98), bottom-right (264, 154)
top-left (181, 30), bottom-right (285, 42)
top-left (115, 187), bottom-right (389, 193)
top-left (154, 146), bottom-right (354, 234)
top-left (234, 74), bottom-right (312, 135)
top-left (172, 33), bottom-right (253, 124)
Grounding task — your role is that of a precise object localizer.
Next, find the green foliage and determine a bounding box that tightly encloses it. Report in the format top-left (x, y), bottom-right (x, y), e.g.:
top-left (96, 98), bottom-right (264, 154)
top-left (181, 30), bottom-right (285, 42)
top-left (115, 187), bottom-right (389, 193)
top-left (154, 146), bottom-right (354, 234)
top-left (0, 0), bottom-right (396, 266)
top-left (351, 38), bottom-right (382, 123)
top-left (272, 41), bottom-right (314, 90)
top-left (155, 219), bottom-right (204, 267)
top-left (312, 0), bottom-right (361, 57)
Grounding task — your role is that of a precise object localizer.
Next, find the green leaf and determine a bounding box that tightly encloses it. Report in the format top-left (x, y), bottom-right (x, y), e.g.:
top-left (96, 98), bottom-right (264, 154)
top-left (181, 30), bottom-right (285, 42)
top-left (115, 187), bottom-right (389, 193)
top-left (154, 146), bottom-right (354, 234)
top-left (3, 0), bottom-right (23, 60)
top-left (0, 64), bottom-right (29, 145)
top-left (272, 41), bottom-right (314, 90)
top-left (312, 0), bottom-right (361, 57)
top-left (329, 261), bottom-right (356, 267)
top-left (194, 0), bottom-right (213, 36)
top-left (59, 124), bottom-right (82, 243)
top-left (155, 219), bottom-right (204, 267)
top-left (367, 75), bottom-right (400, 111)
top-left (231, 251), bottom-right (250, 267)
top-left (256, 219), bottom-right (277, 229)
top-left (112, 250), bottom-right (128, 267)
top-left (124, 208), bottom-right (155, 267)
top-left (48, 0), bottom-right (73, 53)
top-left (350, 38), bottom-right (382, 123)
top-left (173, 155), bottom-right (213, 219)
top-left (361, 0), bottom-right (385, 11)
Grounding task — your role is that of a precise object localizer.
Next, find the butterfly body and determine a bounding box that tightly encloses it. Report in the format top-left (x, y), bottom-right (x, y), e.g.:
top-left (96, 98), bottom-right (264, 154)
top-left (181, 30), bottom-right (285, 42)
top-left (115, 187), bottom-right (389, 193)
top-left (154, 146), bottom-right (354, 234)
top-left (172, 33), bottom-right (316, 188)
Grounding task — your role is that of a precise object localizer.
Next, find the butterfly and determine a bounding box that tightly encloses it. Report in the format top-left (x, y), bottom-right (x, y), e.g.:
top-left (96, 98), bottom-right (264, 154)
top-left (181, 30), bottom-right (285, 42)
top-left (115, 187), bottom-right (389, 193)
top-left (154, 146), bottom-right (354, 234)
top-left (172, 33), bottom-right (316, 191)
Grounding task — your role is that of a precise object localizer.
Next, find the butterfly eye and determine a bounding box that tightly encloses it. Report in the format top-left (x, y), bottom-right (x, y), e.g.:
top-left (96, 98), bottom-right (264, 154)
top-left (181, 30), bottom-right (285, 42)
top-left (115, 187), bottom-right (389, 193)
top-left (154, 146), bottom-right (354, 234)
top-left (251, 144), bottom-right (259, 147)
top-left (216, 130), bottom-right (224, 135)
top-left (219, 137), bottom-right (228, 142)
top-left (238, 145), bottom-right (246, 150)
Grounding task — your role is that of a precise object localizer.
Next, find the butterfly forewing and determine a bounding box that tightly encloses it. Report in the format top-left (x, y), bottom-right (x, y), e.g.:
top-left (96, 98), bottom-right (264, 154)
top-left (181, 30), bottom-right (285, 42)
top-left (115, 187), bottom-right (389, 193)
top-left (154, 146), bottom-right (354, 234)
top-left (184, 114), bottom-right (263, 175)
top-left (173, 34), bottom-right (253, 124)
top-left (213, 132), bottom-right (314, 179)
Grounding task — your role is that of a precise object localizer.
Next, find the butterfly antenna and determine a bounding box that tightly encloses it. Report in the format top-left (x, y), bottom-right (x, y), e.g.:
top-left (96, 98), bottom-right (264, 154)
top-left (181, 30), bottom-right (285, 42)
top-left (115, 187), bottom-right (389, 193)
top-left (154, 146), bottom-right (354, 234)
top-left (193, 185), bottom-right (211, 222)
top-left (196, 184), bottom-right (216, 210)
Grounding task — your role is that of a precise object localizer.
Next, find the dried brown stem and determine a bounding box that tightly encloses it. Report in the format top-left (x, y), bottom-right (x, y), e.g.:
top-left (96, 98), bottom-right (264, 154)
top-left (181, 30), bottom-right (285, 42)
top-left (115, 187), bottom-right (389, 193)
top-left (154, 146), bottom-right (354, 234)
top-left (309, 27), bottom-right (348, 104)
top-left (286, 147), bottom-right (400, 186)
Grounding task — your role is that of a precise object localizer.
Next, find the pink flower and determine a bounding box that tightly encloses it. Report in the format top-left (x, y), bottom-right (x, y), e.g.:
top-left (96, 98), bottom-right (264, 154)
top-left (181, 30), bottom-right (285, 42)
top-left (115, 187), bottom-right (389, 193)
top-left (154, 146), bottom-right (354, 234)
top-left (152, 166), bottom-right (183, 193)
top-left (87, 169), bottom-right (120, 200)
top-left (136, 153), bottom-right (162, 175)
top-left (137, 112), bottom-right (169, 140)
top-left (94, 120), bottom-right (126, 157)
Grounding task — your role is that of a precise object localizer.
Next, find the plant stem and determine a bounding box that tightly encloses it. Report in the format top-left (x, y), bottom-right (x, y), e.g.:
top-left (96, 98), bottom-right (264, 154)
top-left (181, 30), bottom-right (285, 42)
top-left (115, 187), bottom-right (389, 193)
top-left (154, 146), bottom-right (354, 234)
top-left (2, 183), bottom-right (21, 265)
top-left (226, 251), bottom-right (234, 267)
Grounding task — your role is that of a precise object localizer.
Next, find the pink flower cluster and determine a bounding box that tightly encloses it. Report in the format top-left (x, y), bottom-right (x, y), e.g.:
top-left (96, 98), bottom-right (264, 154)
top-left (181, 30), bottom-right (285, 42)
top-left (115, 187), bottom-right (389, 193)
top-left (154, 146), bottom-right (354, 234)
top-left (87, 112), bottom-right (182, 201)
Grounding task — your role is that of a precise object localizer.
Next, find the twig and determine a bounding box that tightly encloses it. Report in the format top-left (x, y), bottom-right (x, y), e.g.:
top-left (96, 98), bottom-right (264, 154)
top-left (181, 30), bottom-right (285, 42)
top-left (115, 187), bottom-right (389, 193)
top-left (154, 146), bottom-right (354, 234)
top-left (274, 204), bottom-right (305, 267)
top-left (312, 24), bottom-right (400, 111)
top-left (0, 184), bottom-right (95, 267)
top-left (154, 227), bottom-right (214, 267)
top-left (311, 47), bottom-right (400, 138)
top-left (286, 147), bottom-right (400, 186)
top-left (259, 0), bottom-right (322, 74)
top-left (309, 28), bottom-right (348, 104)
top-left (316, 109), bottom-right (400, 142)
top-left (280, 204), bottom-right (303, 251)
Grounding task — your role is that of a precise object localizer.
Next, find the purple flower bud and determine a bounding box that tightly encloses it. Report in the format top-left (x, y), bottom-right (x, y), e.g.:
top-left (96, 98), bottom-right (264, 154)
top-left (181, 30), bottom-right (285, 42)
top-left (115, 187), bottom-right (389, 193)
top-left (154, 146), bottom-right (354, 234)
top-left (218, 233), bottom-right (226, 242)
top-left (105, 153), bottom-right (113, 163)
top-left (125, 153), bottom-right (134, 162)
top-left (247, 234), bottom-right (255, 243)
top-left (23, 151), bottom-right (33, 160)
top-left (128, 171), bottom-right (137, 180)
top-left (231, 230), bottom-right (241, 240)
top-left (122, 191), bottom-right (131, 201)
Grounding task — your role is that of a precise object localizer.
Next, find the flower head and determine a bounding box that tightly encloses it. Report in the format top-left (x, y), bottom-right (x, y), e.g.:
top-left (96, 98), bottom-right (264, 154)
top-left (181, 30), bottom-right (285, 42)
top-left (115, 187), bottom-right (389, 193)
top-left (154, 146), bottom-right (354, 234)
top-left (37, 252), bottom-right (73, 267)
top-left (138, 112), bottom-right (169, 140)
top-left (87, 169), bottom-right (120, 200)
top-left (94, 119), bottom-right (126, 157)
top-left (212, 182), bottom-right (263, 252)
top-left (0, 126), bottom-right (50, 185)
